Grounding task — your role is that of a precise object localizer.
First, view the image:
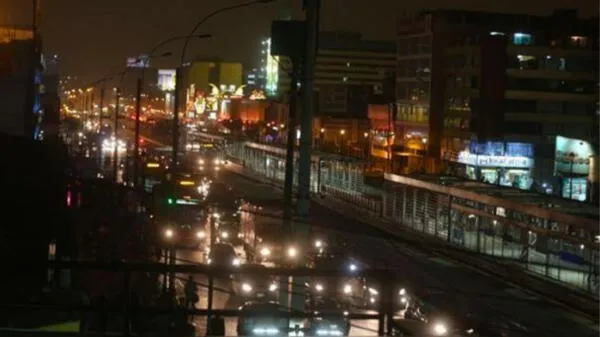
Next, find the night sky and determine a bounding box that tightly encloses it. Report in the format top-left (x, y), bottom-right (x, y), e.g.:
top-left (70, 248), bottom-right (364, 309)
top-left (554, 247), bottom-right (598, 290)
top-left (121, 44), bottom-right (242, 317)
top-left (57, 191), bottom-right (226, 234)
top-left (0, 0), bottom-right (596, 85)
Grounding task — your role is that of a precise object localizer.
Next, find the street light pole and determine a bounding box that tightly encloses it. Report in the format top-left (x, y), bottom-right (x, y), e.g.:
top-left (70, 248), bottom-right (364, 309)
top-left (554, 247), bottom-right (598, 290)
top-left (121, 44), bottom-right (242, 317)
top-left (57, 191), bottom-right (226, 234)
top-left (132, 35), bottom-right (211, 188)
top-left (171, 0), bottom-right (276, 169)
top-left (113, 87), bottom-right (121, 183)
top-left (293, 0), bottom-right (320, 311)
top-left (133, 77), bottom-right (143, 186)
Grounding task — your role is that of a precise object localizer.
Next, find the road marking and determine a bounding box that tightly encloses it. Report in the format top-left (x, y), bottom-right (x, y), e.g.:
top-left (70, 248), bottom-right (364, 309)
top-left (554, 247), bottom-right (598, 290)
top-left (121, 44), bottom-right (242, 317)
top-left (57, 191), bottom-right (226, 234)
top-left (428, 257), bottom-right (457, 267)
top-left (504, 288), bottom-right (539, 301)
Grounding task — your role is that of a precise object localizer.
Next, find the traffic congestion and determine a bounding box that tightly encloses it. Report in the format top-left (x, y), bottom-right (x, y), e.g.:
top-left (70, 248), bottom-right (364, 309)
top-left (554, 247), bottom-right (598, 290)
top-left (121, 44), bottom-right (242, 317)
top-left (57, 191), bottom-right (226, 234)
top-left (141, 138), bottom-right (488, 337)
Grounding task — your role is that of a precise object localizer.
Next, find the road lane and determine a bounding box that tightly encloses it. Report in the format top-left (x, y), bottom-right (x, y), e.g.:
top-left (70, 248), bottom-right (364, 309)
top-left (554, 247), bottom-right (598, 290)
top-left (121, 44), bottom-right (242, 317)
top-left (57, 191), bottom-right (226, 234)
top-left (173, 248), bottom-right (240, 335)
top-left (218, 168), bottom-right (599, 337)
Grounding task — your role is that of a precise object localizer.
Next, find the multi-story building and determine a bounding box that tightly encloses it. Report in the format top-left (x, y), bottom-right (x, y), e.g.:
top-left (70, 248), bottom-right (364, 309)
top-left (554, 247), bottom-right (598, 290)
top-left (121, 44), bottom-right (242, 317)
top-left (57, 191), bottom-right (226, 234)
top-left (244, 67), bottom-right (265, 94)
top-left (183, 60), bottom-right (243, 95)
top-left (41, 54), bottom-right (61, 139)
top-left (0, 25), bottom-right (43, 139)
top-left (274, 31), bottom-right (395, 117)
top-left (395, 9), bottom-right (598, 200)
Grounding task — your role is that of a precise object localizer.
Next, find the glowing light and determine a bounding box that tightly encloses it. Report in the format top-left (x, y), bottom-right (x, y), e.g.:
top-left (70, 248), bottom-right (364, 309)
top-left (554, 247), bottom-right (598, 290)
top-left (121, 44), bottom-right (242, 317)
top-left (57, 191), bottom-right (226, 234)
top-left (432, 323), bottom-right (448, 336)
top-left (287, 246), bottom-right (298, 258)
top-left (260, 247), bottom-right (271, 257)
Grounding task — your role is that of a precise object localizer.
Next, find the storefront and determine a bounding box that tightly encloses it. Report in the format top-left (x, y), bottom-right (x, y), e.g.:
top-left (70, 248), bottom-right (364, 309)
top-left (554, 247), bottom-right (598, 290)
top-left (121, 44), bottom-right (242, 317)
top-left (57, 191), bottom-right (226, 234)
top-left (554, 136), bottom-right (595, 202)
top-left (450, 141), bottom-right (535, 190)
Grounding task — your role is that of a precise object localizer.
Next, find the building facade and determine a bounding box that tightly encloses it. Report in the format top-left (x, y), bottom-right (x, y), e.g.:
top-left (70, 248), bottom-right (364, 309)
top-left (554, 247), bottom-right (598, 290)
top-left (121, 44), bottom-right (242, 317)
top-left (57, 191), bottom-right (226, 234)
top-left (395, 9), bottom-right (599, 200)
top-left (184, 61), bottom-right (243, 95)
top-left (273, 31), bottom-right (395, 117)
top-left (0, 26), bottom-right (43, 139)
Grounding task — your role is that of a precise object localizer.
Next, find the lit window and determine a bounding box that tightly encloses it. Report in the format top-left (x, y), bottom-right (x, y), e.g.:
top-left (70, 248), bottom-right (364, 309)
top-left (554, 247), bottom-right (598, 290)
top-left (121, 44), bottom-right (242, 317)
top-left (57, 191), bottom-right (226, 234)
top-left (513, 33), bottom-right (532, 46)
top-left (570, 36), bottom-right (588, 48)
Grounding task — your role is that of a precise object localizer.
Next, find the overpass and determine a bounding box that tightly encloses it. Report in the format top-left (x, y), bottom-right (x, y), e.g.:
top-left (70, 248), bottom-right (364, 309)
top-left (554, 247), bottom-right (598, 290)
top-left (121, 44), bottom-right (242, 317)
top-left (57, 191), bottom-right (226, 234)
top-left (224, 140), bottom-right (599, 308)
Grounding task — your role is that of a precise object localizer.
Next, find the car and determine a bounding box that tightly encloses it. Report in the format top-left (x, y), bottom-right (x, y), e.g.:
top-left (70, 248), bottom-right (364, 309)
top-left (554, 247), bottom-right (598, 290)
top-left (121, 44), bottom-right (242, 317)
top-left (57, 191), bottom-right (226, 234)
top-left (306, 297), bottom-right (351, 336)
top-left (236, 300), bottom-right (289, 336)
top-left (307, 253), bottom-right (368, 308)
top-left (207, 242), bottom-right (240, 267)
top-left (389, 317), bottom-right (479, 337)
top-left (161, 224), bottom-right (207, 249)
top-left (232, 263), bottom-right (279, 299)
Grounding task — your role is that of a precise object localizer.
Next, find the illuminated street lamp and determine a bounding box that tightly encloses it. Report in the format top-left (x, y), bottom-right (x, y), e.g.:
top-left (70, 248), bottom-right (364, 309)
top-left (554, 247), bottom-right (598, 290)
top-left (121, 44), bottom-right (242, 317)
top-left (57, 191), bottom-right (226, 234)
top-left (172, 0), bottom-right (277, 168)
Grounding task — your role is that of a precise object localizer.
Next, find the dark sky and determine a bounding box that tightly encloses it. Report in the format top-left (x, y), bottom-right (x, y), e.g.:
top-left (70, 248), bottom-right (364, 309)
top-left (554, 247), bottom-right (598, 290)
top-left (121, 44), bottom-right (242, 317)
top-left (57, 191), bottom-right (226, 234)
top-left (0, 0), bottom-right (596, 85)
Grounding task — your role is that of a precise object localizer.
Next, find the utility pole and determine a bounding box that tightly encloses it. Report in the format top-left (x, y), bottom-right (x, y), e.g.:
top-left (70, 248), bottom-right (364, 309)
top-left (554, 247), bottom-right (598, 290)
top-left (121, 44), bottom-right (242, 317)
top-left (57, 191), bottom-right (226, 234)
top-left (292, 0), bottom-right (319, 311)
top-left (172, 68), bottom-right (182, 170)
top-left (113, 88), bottom-right (121, 183)
top-left (98, 86), bottom-right (105, 131)
top-left (133, 77), bottom-right (143, 187)
top-left (283, 58), bottom-right (300, 224)
top-left (207, 213), bottom-right (216, 312)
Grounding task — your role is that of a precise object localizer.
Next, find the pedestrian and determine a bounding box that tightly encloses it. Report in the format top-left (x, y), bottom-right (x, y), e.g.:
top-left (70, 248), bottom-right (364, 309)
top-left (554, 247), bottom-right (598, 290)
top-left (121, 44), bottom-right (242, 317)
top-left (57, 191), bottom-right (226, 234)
top-left (184, 275), bottom-right (198, 309)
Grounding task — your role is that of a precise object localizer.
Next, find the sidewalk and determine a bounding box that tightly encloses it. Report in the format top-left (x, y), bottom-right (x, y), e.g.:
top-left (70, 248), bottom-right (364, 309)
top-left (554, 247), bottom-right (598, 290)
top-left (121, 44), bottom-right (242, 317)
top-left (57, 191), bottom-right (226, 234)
top-left (226, 162), bottom-right (599, 321)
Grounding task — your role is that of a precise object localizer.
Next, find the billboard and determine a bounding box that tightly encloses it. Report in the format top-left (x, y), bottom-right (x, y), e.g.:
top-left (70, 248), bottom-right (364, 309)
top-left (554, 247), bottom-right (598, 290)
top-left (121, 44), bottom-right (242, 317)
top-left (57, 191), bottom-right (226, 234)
top-left (157, 69), bottom-right (176, 91)
top-left (126, 55), bottom-right (150, 68)
top-left (554, 136), bottom-right (594, 176)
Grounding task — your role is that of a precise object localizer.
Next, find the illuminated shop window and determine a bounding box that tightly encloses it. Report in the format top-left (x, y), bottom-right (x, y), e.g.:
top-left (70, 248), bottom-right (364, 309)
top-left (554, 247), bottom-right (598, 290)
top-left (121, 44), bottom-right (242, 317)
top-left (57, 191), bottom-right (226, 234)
top-left (513, 33), bottom-right (532, 46)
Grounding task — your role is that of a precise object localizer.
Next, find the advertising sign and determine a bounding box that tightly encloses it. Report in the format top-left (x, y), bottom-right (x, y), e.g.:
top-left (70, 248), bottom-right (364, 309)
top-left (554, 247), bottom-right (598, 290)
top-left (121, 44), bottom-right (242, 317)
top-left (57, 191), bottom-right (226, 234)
top-left (457, 151), bottom-right (533, 168)
top-left (126, 55), bottom-right (150, 68)
top-left (157, 69), bottom-right (176, 91)
top-left (554, 136), bottom-right (594, 175)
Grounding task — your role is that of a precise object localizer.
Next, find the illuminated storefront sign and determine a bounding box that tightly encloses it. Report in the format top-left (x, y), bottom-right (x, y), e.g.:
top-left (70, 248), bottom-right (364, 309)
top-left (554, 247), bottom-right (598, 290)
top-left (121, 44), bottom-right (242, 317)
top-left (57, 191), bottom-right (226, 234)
top-left (264, 38), bottom-right (279, 96)
top-left (457, 151), bottom-right (533, 168)
top-left (126, 55), bottom-right (150, 68)
top-left (554, 136), bottom-right (593, 175)
top-left (157, 69), bottom-right (176, 91)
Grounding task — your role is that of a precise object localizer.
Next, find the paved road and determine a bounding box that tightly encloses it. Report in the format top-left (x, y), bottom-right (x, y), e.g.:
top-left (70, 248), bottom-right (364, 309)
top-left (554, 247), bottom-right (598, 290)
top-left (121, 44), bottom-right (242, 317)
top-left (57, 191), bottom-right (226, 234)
top-left (218, 168), bottom-right (599, 337)
top-left (165, 179), bottom-right (381, 336)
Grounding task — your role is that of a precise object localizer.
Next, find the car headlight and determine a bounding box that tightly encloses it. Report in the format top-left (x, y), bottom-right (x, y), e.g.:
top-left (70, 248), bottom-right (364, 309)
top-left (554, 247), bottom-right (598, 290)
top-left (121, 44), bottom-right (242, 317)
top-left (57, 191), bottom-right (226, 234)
top-left (343, 284), bottom-right (352, 294)
top-left (316, 329), bottom-right (343, 336)
top-left (232, 258), bottom-right (240, 266)
top-left (252, 327), bottom-right (279, 335)
top-left (432, 322), bottom-right (448, 336)
top-left (242, 283), bottom-right (252, 293)
top-left (196, 230), bottom-right (206, 239)
top-left (260, 247), bottom-right (271, 257)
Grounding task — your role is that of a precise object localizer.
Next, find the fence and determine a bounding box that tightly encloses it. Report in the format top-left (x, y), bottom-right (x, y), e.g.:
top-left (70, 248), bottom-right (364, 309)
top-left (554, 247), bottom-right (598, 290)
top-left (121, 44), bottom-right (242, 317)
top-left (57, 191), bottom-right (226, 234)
top-left (225, 141), bottom-right (600, 302)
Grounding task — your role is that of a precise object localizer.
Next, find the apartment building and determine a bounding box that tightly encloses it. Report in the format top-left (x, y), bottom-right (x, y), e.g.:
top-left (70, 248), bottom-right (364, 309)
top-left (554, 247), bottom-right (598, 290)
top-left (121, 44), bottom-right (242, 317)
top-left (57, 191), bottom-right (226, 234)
top-left (396, 9), bottom-right (598, 199)
top-left (276, 31), bottom-right (396, 117)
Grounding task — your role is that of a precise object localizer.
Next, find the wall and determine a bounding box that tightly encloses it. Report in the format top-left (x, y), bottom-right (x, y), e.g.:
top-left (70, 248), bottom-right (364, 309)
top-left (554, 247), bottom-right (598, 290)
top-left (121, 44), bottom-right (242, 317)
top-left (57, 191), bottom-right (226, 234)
top-left (219, 62), bottom-right (243, 88)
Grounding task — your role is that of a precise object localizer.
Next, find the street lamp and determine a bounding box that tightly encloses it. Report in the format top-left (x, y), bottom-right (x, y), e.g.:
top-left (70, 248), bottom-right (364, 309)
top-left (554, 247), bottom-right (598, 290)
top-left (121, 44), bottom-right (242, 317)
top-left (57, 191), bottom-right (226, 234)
top-left (171, 0), bottom-right (277, 169)
top-left (132, 34), bottom-right (211, 188)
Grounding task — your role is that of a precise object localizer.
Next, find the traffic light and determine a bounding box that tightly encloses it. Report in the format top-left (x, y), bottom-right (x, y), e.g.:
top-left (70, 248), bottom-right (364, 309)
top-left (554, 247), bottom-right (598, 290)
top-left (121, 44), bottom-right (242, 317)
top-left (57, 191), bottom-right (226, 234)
top-left (167, 197), bottom-right (174, 205)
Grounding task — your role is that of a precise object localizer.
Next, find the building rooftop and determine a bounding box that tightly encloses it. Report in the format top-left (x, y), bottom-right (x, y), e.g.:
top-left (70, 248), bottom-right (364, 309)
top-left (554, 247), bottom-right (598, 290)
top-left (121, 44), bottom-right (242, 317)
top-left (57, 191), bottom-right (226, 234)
top-left (385, 173), bottom-right (598, 230)
top-left (319, 31), bottom-right (395, 54)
